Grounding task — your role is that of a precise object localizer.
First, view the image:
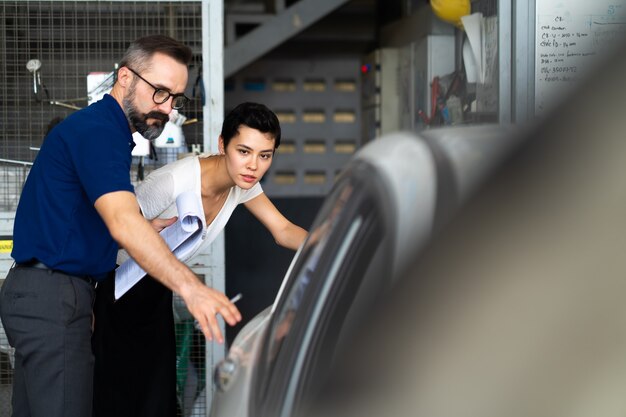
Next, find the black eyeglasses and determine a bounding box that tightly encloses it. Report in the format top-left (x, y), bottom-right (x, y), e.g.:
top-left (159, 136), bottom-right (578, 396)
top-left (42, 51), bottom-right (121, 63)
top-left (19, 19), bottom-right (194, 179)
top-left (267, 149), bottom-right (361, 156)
top-left (126, 67), bottom-right (190, 110)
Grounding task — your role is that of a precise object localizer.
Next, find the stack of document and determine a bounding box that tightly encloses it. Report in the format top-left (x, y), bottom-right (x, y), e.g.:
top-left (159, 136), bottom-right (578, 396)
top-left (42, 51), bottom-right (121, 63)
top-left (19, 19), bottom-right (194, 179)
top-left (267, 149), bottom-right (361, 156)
top-left (114, 190), bottom-right (204, 300)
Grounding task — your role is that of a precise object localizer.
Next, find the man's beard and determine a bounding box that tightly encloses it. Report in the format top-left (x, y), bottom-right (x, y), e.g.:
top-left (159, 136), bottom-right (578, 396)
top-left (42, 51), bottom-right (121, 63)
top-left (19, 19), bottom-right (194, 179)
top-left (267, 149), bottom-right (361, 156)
top-left (123, 86), bottom-right (169, 140)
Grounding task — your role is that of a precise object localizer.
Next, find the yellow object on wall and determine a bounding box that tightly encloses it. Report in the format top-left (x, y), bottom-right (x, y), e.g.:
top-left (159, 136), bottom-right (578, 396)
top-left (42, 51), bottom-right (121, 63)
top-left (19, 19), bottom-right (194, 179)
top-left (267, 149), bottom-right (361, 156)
top-left (0, 240), bottom-right (12, 253)
top-left (430, 0), bottom-right (471, 28)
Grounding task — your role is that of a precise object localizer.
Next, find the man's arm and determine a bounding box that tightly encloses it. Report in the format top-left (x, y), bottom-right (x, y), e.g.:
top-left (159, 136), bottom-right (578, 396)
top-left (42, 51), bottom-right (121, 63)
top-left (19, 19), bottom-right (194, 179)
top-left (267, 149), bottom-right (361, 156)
top-left (95, 190), bottom-right (241, 343)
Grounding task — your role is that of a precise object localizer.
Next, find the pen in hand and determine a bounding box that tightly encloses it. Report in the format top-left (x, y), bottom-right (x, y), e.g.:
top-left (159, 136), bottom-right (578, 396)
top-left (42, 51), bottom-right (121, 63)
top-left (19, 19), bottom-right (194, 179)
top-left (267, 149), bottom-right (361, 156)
top-left (194, 293), bottom-right (243, 331)
top-left (229, 293), bottom-right (243, 304)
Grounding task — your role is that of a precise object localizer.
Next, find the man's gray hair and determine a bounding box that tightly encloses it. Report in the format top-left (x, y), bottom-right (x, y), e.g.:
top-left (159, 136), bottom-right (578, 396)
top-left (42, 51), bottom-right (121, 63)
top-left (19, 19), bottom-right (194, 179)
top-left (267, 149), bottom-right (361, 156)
top-left (119, 34), bottom-right (192, 73)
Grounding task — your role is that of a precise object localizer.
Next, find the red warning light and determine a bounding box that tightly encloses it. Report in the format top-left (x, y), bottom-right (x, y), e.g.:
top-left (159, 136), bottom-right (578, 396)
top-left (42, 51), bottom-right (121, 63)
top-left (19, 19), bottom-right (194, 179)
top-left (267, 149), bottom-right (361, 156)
top-left (360, 64), bottom-right (371, 74)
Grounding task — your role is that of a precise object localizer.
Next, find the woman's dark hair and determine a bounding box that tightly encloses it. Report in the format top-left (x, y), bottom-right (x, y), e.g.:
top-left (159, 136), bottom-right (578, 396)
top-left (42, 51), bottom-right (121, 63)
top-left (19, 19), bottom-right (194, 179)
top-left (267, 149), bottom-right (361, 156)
top-left (119, 34), bottom-right (192, 74)
top-left (221, 102), bottom-right (281, 149)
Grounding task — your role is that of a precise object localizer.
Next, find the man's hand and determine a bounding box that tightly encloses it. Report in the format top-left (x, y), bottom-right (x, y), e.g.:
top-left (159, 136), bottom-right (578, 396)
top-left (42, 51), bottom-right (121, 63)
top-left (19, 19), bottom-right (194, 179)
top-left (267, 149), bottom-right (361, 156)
top-left (94, 191), bottom-right (241, 342)
top-left (181, 282), bottom-right (242, 343)
top-left (150, 216), bottom-right (178, 232)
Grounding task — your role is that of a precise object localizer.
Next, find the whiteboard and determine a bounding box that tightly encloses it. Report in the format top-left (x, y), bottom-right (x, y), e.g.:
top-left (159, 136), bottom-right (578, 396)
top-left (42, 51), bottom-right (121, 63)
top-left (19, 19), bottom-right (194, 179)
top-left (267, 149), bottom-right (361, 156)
top-left (535, 0), bottom-right (626, 114)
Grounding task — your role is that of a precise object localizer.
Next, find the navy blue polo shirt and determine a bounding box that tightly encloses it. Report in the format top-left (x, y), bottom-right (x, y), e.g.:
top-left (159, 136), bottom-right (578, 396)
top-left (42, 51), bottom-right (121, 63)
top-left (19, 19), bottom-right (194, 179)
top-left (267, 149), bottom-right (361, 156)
top-left (12, 94), bottom-right (135, 279)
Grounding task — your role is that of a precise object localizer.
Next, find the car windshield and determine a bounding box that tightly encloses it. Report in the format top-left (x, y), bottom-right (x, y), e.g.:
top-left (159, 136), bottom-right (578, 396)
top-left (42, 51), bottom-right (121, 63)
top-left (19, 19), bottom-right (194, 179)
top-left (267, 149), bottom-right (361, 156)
top-left (253, 165), bottom-right (390, 414)
top-left (267, 181), bottom-right (355, 362)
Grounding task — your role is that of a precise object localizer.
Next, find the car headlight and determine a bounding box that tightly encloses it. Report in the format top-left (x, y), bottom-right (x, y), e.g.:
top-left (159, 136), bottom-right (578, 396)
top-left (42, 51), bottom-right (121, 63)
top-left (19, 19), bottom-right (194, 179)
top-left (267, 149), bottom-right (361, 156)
top-left (213, 357), bottom-right (239, 392)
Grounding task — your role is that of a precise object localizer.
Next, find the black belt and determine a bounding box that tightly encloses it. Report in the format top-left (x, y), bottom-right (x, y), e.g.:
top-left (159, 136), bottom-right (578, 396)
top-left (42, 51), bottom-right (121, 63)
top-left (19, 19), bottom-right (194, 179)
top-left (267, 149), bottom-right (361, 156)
top-left (16, 261), bottom-right (101, 287)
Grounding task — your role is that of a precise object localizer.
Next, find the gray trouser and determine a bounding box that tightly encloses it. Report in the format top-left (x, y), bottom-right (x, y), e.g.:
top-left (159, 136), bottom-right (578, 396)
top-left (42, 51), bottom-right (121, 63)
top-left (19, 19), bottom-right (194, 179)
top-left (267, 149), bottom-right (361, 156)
top-left (0, 265), bottom-right (95, 417)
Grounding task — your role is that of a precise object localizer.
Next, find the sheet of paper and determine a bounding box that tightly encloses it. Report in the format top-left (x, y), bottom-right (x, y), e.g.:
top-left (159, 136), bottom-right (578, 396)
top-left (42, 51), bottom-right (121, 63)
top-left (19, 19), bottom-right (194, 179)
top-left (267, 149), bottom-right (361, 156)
top-left (114, 190), bottom-right (204, 300)
top-left (463, 39), bottom-right (478, 83)
top-left (461, 12), bottom-right (484, 83)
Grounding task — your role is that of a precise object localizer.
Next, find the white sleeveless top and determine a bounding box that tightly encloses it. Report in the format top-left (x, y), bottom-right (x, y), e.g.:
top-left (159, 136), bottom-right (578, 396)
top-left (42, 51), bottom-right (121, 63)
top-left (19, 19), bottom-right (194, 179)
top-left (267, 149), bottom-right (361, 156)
top-left (117, 154), bottom-right (262, 265)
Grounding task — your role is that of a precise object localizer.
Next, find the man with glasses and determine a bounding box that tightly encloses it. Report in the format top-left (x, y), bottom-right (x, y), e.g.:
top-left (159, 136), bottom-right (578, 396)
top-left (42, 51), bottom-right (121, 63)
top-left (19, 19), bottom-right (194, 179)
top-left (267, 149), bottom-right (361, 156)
top-left (0, 34), bottom-right (241, 417)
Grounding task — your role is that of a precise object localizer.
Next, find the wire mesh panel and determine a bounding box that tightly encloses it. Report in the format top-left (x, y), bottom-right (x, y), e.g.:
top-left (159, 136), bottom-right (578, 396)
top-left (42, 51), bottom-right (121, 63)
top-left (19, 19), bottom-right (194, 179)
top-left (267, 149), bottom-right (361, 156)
top-left (0, 2), bottom-right (208, 416)
top-left (0, 1), bottom-right (206, 209)
top-left (174, 290), bottom-right (209, 416)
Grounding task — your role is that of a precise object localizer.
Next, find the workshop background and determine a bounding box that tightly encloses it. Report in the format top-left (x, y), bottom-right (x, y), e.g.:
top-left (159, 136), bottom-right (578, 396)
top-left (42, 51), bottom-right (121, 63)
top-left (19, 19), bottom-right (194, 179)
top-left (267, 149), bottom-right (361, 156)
top-left (2, 0), bottom-right (603, 415)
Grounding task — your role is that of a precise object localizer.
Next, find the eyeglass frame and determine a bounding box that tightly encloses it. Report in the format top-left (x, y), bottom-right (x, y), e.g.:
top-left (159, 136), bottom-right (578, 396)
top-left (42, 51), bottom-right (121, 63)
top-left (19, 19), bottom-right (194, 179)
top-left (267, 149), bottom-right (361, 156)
top-left (125, 67), bottom-right (190, 110)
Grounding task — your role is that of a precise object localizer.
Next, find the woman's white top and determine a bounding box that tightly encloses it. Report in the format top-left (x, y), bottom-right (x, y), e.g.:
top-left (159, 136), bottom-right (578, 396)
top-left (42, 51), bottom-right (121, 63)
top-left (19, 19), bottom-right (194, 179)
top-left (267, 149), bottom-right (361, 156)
top-left (117, 154), bottom-right (262, 265)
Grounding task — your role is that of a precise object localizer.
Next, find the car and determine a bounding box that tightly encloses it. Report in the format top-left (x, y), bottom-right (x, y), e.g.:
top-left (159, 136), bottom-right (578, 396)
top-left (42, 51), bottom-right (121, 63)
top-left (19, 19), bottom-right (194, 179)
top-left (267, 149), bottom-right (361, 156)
top-left (298, 41), bottom-right (626, 417)
top-left (209, 123), bottom-right (519, 417)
